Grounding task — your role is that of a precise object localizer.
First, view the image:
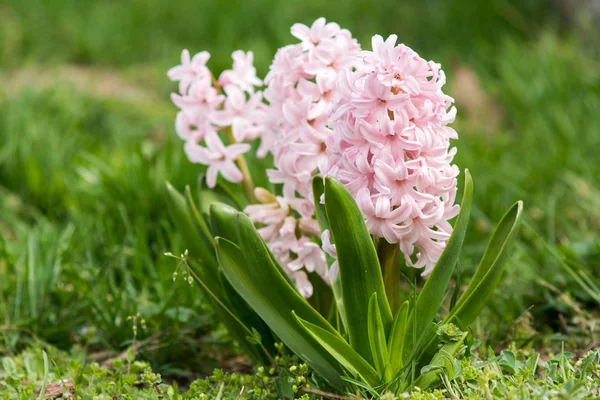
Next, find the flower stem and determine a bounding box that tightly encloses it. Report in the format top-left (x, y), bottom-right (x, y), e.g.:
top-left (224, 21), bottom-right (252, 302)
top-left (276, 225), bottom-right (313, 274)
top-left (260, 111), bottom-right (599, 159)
top-left (225, 126), bottom-right (256, 204)
top-left (377, 239), bottom-right (401, 313)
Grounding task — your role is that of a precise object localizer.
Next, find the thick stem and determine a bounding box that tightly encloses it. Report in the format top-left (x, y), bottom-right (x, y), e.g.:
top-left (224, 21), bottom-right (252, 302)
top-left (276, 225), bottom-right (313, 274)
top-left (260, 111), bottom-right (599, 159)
top-left (225, 127), bottom-right (256, 204)
top-left (377, 239), bottom-right (401, 313)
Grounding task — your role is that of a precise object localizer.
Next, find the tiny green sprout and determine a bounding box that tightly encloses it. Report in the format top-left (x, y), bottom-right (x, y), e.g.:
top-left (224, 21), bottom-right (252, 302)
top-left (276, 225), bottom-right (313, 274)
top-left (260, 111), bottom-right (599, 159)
top-left (437, 323), bottom-right (465, 344)
top-left (289, 365), bottom-right (297, 372)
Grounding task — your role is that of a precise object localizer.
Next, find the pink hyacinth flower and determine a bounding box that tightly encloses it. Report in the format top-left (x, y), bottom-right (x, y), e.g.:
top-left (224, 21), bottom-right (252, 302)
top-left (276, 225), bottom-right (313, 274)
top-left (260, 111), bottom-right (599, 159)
top-left (326, 35), bottom-right (460, 275)
top-left (184, 131), bottom-right (250, 188)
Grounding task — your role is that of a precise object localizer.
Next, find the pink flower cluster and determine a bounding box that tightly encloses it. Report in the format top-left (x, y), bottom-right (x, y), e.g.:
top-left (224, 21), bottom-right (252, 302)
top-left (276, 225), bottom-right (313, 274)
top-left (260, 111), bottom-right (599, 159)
top-left (263, 18), bottom-right (361, 201)
top-left (168, 50), bottom-right (266, 188)
top-left (326, 34), bottom-right (460, 275)
top-left (244, 188), bottom-right (328, 297)
top-left (168, 21), bottom-right (462, 295)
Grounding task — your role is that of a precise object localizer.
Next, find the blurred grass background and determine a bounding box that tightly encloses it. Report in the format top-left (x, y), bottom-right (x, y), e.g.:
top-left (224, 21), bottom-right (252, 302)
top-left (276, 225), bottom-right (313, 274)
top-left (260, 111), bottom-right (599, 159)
top-left (0, 0), bottom-right (599, 378)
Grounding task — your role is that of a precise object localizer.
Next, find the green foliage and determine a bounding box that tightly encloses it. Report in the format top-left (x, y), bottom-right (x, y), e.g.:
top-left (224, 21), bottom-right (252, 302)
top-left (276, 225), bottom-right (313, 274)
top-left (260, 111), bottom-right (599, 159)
top-left (2, 345), bottom-right (599, 399)
top-left (174, 171), bottom-right (523, 395)
top-left (0, 86), bottom-right (218, 375)
top-left (0, 345), bottom-right (318, 399)
top-left (0, 0), bottom-right (560, 73)
top-left (214, 227), bottom-right (344, 386)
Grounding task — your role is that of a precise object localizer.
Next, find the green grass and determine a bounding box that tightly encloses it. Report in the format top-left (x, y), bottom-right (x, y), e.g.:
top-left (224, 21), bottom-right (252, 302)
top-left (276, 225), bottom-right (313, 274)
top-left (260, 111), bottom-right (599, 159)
top-left (0, 85), bottom-right (225, 377)
top-left (1, 344), bottom-right (599, 399)
top-left (1, 0), bottom-right (599, 397)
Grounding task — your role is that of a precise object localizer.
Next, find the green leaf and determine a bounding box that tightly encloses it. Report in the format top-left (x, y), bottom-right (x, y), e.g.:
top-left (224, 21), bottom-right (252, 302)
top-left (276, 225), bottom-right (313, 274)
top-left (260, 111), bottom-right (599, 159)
top-left (215, 232), bottom-right (344, 387)
top-left (499, 350), bottom-right (517, 374)
top-left (368, 293), bottom-right (389, 380)
top-left (295, 314), bottom-right (380, 388)
top-left (388, 300), bottom-right (410, 374)
top-left (325, 176), bottom-right (392, 363)
top-left (447, 201), bottom-right (523, 327)
top-left (209, 202), bottom-right (242, 243)
top-left (402, 170), bottom-right (473, 364)
top-left (211, 204), bottom-right (298, 291)
top-left (313, 176), bottom-right (347, 330)
top-left (235, 212), bottom-right (339, 337)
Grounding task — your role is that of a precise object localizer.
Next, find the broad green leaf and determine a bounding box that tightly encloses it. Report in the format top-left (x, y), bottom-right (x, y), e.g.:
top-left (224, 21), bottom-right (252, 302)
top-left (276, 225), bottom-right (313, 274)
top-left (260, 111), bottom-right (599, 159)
top-left (368, 293), bottom-right (389, 380)
top-left (325, 176), bottom-right (392, 363)
top-left (209, 202), bottom-right (241, 243)
top-left (235, 211), bottom-right (339, 336)
top-left (402, 170), bottom-right (473, 364)
top-left (211, 203), bottom-right (297, 291)
top-left (388, 300), bottom-right (410, 374)
top-left (447, 201), bottom-right (523, 327)
top-left (296, 314), bottom-right (380, 388)
top-left (313, 176), bottom-right (347, 330)
top-left (215, 234), bottom-right (345, 387)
